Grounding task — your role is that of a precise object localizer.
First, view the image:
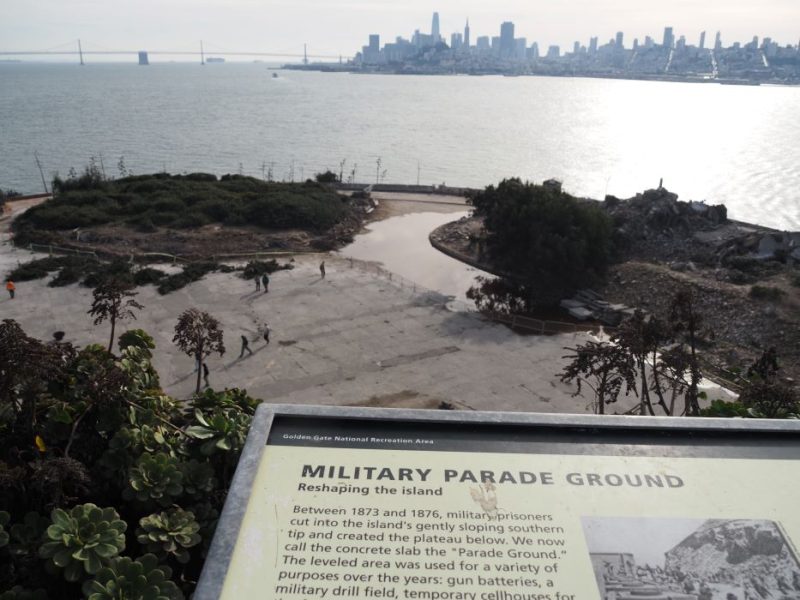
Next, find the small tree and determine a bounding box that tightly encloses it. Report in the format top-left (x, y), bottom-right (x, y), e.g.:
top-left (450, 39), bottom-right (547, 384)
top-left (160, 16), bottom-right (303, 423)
top-left (669, 289), bottom-right (703, 416)
top-left (561, 341), bottom-right (637, 414)
top-left (173, 309), bottom-right (225, 394)
top-left (88, 281), bottom-right (143, 352)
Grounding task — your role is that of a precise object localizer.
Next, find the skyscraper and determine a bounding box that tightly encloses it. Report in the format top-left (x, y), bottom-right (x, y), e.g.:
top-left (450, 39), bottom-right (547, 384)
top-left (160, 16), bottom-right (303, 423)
top-left (714, 31), bottom-right (722, 51)
top-left (663, 27), bottom-right (674, 49)
top-left (500, 21), bottom-right (515, 58)
top-left (699, 31), bottom-right (706, 50)
top-left (432, 12), bottom-right (440, 43)
top-left (616, 32), bottom-right (624, 49)
top-left (464, 19), bottom-right (471, 49)
top-left (589, 37), bottom-right (598, 55)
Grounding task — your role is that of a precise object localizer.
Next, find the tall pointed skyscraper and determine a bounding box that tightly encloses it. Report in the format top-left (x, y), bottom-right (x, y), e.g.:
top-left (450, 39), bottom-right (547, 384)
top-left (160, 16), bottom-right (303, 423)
top-left (464, 19), bottom-right (471, 49)
top-left (432, 12), bottom-right (440, 43)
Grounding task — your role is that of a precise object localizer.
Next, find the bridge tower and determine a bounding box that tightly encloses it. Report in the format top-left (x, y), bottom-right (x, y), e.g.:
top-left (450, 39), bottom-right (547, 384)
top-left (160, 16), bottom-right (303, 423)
top-left (304, 44), bottom-right (308, 65)
top-left (200, 40), bottom-right (205, 65)
top-left (78, 39), bottom-right (84, 65)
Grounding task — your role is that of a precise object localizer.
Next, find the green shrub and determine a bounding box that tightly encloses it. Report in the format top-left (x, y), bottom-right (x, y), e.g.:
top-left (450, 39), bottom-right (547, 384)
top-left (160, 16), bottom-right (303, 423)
top-left (15, 173), bottom-right (351, 238)
top-left (699, 399), bottom-right (749, 418)
top-left (156, 262), bottom-right (217, 295)
top-left (38, 505), bottom-right (126, 581)
top-left (123, 454), bottom-right (183, 507)
top-left (749, 285), bottom-right (785, 301)
top-left (81, 554), bottom-right (183, 600)
top-left (468, 178), bottom-right (614, 308)
top-left (136, 509), bottom-right (201, 564)
top-left (241, 259), bottom-right (293, 280)
top-left (0, 320), bottom-right (262, 597)
top-left (132, 268), bottom-right (166, 287)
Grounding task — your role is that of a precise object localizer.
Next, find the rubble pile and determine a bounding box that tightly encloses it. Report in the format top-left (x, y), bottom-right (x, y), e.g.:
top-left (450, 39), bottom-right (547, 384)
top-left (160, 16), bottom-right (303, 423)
top-left (604, 187), bottom-right (728, 263)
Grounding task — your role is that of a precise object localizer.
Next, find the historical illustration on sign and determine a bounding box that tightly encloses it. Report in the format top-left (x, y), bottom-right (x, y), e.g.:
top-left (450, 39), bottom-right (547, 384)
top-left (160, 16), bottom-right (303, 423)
top-left (582, 517), bottom-right (800, 600)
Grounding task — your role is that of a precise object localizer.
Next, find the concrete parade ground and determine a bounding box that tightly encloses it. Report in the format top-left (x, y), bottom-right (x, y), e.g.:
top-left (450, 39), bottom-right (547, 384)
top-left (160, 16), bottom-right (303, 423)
top-left (0, 241), bottom-right (608, 414)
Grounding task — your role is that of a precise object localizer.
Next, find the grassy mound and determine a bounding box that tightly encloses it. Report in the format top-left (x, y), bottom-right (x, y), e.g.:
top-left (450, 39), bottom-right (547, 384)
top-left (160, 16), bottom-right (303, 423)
top-left (13, 173), bottom-right (352, 235)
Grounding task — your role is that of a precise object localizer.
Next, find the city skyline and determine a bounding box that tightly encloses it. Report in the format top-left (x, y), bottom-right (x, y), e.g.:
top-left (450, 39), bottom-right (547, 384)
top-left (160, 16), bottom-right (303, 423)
top-left (1, 0), bottom-right (799, 61)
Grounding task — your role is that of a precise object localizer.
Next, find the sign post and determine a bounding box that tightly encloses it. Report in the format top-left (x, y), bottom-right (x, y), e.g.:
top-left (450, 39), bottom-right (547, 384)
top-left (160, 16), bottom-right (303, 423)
top-left (196, 405), bottom-right (800, 600)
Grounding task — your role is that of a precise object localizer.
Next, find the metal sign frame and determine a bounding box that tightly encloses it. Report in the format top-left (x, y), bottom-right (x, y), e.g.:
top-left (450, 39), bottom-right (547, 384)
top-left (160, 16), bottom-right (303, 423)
top-left (195, 404), bottom-right (800, 599)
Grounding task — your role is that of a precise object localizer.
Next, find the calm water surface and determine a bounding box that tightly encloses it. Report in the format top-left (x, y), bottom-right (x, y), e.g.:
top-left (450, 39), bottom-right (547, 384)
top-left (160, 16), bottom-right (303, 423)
top-left (1, 63), bottom-right (799, 230)
top-left (338, 211), bottom-right (480, 303)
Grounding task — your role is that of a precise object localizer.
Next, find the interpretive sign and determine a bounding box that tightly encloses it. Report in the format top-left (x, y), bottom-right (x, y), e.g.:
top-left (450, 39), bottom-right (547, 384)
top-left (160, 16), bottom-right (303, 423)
top-left (195, 405), bottom-right (800, 600)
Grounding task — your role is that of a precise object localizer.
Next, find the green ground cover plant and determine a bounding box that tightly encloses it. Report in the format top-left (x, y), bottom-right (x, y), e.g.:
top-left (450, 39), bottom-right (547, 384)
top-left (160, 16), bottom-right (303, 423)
top-left (14, 172), bottom-right (352, 235)
top-left (0, 321), bottom-right (261, 598)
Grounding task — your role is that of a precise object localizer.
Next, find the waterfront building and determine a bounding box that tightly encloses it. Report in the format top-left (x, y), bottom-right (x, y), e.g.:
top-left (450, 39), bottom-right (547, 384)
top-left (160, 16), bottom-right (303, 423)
top-left (699, 31), bottom-right (706, 49)
top-left (432, 12), bottom-right (441, 43)
top-left (464, 19), bottom-right (471, 49)
top-left (663, 26), bottom-right (675, 49)
top-left (500, 21), bottom-right (515, 58)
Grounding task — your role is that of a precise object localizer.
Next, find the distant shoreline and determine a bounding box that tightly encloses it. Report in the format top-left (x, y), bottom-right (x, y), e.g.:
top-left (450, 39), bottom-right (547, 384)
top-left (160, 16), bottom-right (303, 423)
top-left (283, 64), bottom-right (799, 87)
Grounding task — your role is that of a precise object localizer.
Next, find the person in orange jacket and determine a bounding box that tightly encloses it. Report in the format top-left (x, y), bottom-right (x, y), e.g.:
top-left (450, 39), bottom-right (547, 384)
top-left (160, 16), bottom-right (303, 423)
top-left (5, 279), bottom-right (15, 299)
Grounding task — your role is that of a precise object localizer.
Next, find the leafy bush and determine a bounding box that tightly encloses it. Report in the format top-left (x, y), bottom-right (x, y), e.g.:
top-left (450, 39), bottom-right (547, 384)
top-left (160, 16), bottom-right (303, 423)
top-left (132, 268), bottom-right (166, 287)
top-left (136, 509), bottom-right (201, 564)
top-left (38, 504), bottom-right (126, 581)
top-left (0, 320), bottom-right (260, 598)
top-left (82, 554), bottom-right (183, 600)
top-left (15, 173), bottom-right (351, 236)
top-left (241, 259), bottom-right (294, 281)
top-left (156, 262), bottom-right (218, 295)
top-left (124, 453), bottom-right (183, 507)
top-left (699, 399), bottom-right (749, 418)
top-left (749, 285), bottom-right (785, 302)
top-left (315, 170), bottom-right (339, 184)
top-left (468, 179), bottom-right (614, 308)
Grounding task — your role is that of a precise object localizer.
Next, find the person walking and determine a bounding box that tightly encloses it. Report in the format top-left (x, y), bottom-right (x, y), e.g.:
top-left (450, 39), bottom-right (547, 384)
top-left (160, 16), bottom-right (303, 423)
top-left (6, 279), bottom-right (15, 299)
top-left (261, 273), bottom-right (269, 294)
top-left (263, 324), bottom-right (270, 345)
top-left (202, 363), bottom-right (211, 388)
top-left (319, 261), bottom-right (326, 279)
top-left (255, 275), bottom-right (261, 292)
top-left (239, 335), bottom-right (253, 358)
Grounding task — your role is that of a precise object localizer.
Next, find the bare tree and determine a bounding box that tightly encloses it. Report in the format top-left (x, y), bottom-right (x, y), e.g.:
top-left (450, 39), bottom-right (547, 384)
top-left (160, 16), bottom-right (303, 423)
top-left (88, 281), bottom-right (143, 352)
top-left (613, 310), bottom-right (668, 416)
top-left (173, 308), bottom-right (226, 394)
top-left (669, 289), bottom-right (703, 416)
top-left (561, 341), bottom-right (637, 414)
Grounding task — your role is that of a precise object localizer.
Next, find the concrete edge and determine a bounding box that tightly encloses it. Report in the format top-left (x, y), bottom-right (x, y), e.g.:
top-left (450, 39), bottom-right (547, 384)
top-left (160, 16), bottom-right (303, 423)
top-left (194, 406), bottom-right (274, 600)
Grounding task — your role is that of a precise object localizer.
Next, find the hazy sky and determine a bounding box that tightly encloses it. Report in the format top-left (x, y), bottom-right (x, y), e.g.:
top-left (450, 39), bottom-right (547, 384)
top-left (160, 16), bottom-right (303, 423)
top-left (2, 0), bottom-right (799, 60)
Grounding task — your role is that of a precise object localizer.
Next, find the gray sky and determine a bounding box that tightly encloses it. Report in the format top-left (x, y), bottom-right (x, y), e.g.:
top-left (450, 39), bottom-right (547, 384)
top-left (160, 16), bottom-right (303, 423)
top-left (2, 0), bottom-right (798, 61)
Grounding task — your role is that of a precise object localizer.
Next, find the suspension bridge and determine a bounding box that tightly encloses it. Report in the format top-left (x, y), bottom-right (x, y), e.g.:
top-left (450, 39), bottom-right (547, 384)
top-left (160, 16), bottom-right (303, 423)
top-left (0, 39), bottom-right (346, 64)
